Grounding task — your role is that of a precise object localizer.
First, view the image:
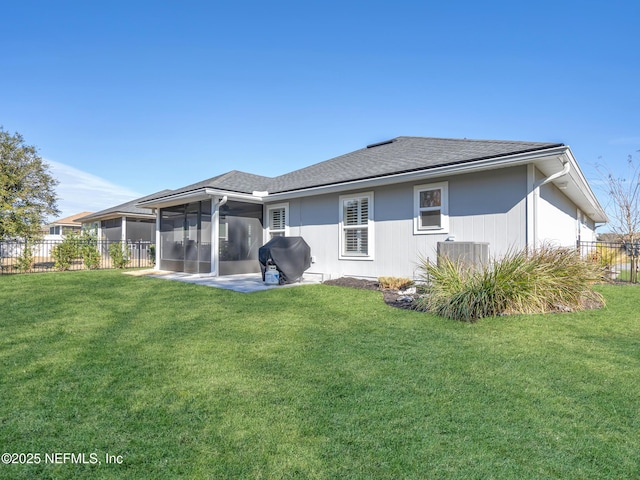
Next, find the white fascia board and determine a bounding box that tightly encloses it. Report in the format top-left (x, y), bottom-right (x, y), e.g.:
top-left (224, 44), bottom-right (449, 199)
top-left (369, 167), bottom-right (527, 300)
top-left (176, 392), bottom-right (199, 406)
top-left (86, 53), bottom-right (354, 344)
top-left (204, 188), bottom-right (266, 203)
top-left (80, 212), bottom-right (156, 222)
top-left (559, 148), bottom-right (608, 223)
top-left (106, 212), bottom-right (155, 220)
top-left (136, 188), bottom-right (266, 209)
top-left (136, 189), bottom-right (210, 208)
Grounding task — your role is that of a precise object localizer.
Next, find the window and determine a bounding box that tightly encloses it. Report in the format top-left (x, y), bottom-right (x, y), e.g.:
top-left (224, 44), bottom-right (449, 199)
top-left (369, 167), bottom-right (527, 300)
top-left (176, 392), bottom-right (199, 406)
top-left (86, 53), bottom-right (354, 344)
top-left (414, 182), bottom-right (449, 234)
top-left (267, 203), bottom-right (288, 238)
top-left (49, 226), bottom-right (60, 235)
top-left (339, 192), bottom-right (374, 259)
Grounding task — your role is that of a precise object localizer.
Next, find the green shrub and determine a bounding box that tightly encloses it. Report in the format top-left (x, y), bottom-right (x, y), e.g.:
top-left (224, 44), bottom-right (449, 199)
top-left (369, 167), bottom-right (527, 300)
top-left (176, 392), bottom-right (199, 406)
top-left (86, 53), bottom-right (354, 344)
top-left (416, 246), bottom-right (605, 322)
top-left (82, 245), bottom-right (101, 270)
top-left (15, 246), bottom-right (34, 272)
top-left (108, 242), bottom-right (130, 269)
top-left (378, 276), bottom-right (414, 290)
top-left (149, 244), bottom-right (156, 265)
top-left (77, 231), bottom-right (101, 270)
top-left (52, 233), bottom-right (82, 271)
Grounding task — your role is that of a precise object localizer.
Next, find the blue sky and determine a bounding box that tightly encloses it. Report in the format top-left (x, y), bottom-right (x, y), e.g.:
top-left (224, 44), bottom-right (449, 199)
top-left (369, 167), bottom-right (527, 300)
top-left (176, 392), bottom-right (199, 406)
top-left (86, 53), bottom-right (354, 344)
top-left (2, 0), bottom-right (639, 221)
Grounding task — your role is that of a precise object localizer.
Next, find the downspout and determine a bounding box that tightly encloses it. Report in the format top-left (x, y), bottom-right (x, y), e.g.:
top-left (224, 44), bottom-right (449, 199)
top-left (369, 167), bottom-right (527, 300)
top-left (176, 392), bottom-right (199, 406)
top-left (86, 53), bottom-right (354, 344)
top-left (211, 195), bottom-right (228, 276)
top-left (530, 160), bottom-right (571, 247)
top-left (535, 160), bottom-right (570, 189)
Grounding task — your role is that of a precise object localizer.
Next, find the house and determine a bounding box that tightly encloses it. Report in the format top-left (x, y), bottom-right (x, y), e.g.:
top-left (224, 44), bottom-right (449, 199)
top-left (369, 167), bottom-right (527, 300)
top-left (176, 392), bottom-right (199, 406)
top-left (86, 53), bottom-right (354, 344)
top-left (137, 136), bottom-right (608, 280)
top-left (78, 191), bottom-right (171, 243)
top-left (44, 212), bottom-right (93, 240)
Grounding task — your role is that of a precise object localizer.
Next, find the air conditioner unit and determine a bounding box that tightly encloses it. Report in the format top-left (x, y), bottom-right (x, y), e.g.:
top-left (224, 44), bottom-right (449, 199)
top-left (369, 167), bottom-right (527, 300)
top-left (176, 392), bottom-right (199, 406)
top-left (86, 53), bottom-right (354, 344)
top-left (437, 241), bottom-right (489, 268)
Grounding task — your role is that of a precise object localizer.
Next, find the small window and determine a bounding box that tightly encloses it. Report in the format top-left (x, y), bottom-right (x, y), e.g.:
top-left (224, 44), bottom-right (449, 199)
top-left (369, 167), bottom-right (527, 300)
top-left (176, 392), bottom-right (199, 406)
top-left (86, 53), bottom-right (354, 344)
top-left (414, 182), bottom-right (449, 234)
top-left (49, 226), bottom-right (60, 235)
top-left (267, 203), bottom-right (288, 238)
top-left (339, 192), bottom-right (374, 259)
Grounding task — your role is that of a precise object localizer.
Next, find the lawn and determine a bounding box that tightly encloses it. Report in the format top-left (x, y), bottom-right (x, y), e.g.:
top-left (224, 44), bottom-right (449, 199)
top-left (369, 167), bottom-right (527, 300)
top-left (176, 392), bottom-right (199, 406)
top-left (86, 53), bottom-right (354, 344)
top-left (1, 271), bottom-right (639, 479)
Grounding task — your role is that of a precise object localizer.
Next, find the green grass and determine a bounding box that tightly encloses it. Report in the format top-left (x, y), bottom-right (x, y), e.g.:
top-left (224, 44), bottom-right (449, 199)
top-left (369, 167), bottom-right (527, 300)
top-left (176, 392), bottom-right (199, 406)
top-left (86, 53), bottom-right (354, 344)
top-left (615, 268), bottom-right (638, 283)
top-left (1, 270), bottom-right (639, 479)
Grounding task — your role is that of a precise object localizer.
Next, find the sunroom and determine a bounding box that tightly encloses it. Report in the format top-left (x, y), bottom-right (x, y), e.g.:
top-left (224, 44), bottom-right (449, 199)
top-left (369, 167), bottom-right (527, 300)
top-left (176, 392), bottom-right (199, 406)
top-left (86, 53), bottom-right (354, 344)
top-left (138, 183), bottom-right (268, 276)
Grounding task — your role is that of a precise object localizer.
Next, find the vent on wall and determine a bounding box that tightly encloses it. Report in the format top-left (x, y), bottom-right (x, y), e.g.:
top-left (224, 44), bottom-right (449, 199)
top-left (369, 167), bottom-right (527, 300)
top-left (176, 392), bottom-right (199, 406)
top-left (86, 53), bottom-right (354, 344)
top-left (437, 242), bottom-right (489, 268)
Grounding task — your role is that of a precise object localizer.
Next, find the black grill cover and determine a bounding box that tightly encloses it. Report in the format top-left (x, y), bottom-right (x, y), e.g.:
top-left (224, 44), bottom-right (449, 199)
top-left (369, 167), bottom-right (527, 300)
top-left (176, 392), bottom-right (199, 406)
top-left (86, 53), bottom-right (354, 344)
top-left (258, 236), bottom-right (311, 284)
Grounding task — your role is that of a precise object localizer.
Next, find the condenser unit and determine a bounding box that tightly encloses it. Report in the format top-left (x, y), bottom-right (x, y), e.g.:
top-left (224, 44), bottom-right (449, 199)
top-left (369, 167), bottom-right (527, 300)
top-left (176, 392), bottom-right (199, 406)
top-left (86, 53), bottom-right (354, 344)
top-left (437, 241), bottom-right (489, 268)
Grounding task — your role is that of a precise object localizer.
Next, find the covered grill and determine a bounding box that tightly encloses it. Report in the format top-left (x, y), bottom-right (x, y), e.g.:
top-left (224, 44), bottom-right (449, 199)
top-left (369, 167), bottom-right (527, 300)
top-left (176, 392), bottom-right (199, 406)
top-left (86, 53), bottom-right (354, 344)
top-left (258, 236), bottom-right (311, 285)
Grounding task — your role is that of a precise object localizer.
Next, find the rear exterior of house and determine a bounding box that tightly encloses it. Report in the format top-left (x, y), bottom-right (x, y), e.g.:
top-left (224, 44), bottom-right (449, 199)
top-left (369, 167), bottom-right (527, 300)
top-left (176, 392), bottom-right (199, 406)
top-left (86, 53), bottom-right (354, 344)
top-left (138, 137), bottom-right (606, 280)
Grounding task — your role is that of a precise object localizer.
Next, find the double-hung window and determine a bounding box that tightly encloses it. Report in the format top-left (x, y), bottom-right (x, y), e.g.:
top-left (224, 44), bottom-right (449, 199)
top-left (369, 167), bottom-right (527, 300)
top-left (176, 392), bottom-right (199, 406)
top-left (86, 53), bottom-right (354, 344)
top-left (414, 182), bottom-right (449, 234)
top-left (339, 192), bottom-right (374, 259)
top-left (267, 203), bottom-right (288, 238)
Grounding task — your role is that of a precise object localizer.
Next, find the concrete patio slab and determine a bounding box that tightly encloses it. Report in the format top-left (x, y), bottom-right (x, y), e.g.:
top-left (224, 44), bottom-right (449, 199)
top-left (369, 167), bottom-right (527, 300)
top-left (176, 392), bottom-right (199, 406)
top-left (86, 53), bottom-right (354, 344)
top-left (127, 270), bottom-right (322, 293)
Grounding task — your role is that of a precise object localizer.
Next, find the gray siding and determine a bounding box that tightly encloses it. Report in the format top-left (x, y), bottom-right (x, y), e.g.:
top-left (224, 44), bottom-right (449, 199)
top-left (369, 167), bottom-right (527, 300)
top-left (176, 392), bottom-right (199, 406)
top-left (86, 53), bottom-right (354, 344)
top-left (449, 166), bottom-right (528, 254)
top-left (266, 165), bottom-right (530, 280)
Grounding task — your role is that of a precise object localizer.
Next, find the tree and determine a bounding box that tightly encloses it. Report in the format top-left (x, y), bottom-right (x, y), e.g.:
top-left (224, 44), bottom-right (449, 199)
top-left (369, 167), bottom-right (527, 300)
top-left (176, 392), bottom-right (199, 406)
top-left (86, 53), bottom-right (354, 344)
top-left (597, 154), bottom-right (640, 282)
top-left (0, 128), bottom-right (59, 239)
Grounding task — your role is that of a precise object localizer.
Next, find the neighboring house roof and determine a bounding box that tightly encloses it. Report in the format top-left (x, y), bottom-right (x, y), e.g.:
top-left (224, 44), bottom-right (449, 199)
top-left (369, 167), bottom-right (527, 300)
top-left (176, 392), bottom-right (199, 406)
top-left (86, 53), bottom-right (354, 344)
top-left (137, 136), bottom-right (607, 222)
top-left (47, 211), bottom-right (93, 227)
top-left (78, 190), bottom-right (173, 222)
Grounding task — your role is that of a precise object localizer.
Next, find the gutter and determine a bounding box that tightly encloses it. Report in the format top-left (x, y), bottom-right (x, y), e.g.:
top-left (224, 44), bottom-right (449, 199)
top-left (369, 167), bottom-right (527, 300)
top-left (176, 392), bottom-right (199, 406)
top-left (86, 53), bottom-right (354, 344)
top-left (267, 145), bottom-right (570, 201)
top-left (137, 188), bottom-right (264, 209)
top-left (79, 211), bottom-right (156, 222)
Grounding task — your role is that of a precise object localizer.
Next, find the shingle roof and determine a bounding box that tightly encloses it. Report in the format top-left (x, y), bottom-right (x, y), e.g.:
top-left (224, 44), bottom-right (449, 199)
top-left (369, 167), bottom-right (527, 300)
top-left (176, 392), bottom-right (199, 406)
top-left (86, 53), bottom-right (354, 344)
top-left (267, 136), bottom-right (563, 193)
top-left (79, 190), bottom-right (173, 221)
top-left (140, 136), bottom-right (563, 203)
top-left (48, 212), bottom-right (94, 226)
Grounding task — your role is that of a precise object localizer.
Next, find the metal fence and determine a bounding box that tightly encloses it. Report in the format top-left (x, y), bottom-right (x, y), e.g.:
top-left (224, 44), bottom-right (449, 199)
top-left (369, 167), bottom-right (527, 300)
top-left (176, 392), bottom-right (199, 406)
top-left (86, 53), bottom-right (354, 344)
top-left (578, 240), bottom-right (639, 283)
top-left (0, 239), bottom-right (155, 275)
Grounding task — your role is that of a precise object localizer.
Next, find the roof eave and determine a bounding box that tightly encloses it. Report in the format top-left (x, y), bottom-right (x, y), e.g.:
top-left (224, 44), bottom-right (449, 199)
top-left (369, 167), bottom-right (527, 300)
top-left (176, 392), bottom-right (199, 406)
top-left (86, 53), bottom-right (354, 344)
top-left (267, 145), bottom-right (570, 200)
top-left (136, 187), bottom-right (265, 209)
top-left (79, 212), bottom-right (156, 222)
top-left (266, 145), bottom-right (607, 223)
top-left (131, 143), bottom-right (607, 224)
top-left (558, 149), bottom-right (608, 223)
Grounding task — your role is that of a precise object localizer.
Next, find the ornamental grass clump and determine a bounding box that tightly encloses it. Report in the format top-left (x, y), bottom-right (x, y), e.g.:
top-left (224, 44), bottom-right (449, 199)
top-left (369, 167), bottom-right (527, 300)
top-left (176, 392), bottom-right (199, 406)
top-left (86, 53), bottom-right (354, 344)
top-left (378, 276), bottom-right (414, 290)
top-left (416, 246), bottom-right (605, 322)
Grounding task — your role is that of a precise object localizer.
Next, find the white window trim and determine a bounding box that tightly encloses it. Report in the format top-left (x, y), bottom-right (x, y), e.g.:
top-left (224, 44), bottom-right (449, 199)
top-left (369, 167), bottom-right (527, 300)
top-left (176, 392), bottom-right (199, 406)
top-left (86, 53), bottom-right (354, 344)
top-left (414, 182), bottom-right (449, 235)
top-left (339, 192), bottom-right (374, 260)
top-left (267, 203), bottom-right (289, 237)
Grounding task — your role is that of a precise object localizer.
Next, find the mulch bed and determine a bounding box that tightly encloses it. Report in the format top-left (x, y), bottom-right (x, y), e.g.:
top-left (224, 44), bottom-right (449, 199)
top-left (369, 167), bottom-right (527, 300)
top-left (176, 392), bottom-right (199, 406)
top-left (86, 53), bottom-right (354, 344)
top-left (322, 277), bottom-right (606, 313)
top-left (322, 277), bottom-right (416, 310)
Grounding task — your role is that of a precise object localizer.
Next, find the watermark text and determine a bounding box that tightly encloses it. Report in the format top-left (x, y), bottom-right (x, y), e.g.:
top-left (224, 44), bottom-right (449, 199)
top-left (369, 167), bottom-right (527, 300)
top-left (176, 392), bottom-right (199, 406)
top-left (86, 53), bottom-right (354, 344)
top-left (1, 452), bottom-right (124, 466)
